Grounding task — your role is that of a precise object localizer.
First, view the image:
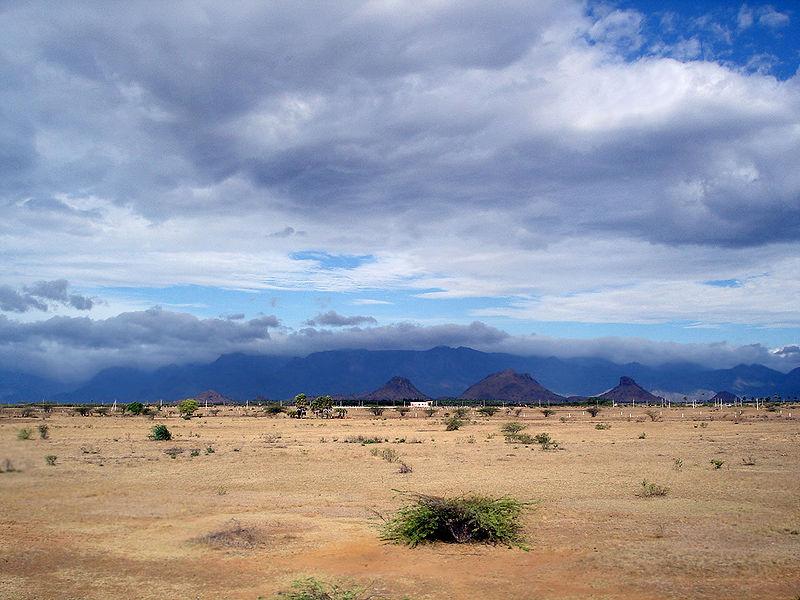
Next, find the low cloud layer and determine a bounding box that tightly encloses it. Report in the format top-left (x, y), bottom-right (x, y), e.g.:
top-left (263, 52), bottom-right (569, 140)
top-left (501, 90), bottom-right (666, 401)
top-left (0, 309), bottom-right (796, 382)
top-left (305, 310), bottom-right (378, 327)
top-left (0, 280), bottom-right (94, 313)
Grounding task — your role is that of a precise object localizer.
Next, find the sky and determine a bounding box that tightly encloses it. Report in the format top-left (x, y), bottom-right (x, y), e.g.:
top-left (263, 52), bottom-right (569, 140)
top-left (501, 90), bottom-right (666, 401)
top-left (1, 0), bottom-right (799, 381)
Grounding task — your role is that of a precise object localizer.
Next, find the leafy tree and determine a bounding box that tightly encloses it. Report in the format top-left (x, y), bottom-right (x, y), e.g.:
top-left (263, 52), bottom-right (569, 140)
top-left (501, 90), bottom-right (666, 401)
top-left (293, 393), bottom-right (308, 418)
top-left (178, 398), bottom-right (199, 418)
top-left (149, 424), bottom-right (172, 441)
top-left (126, 402), bottom-right (144, 415)
top-left (310, 395), bottom-right (333, 418)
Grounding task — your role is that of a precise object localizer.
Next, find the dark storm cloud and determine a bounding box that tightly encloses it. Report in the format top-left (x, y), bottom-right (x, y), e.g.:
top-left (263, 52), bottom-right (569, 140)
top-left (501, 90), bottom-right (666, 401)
top-left (0, 280), bottom-right (94, 312)
top-left (3, 0), bottom-right (798, 250)
top-left (304, 310), bottom-right (378, 327)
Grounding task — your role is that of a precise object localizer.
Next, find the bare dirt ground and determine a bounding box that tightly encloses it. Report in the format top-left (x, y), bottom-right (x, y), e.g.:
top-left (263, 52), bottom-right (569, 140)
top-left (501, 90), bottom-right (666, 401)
top-left (1, 405), bottom-right (799, 600)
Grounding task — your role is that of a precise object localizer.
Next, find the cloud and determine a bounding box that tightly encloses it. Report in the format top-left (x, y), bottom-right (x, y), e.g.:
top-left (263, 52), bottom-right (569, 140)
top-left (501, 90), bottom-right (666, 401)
top-left (0, 309), bottom-right (796, 382)
top-left (738, 4), bottom-right (755, 29)
top-left (0, 2), bottom-right (798, 345)
top-left (353, 299), bottom-right (393, 306)
top-left (757, 6), bottom-right (790, 28)
top-left (305, 310), bottom-right (378, 327)
top-left (0, 280), bottom-right (94, 313)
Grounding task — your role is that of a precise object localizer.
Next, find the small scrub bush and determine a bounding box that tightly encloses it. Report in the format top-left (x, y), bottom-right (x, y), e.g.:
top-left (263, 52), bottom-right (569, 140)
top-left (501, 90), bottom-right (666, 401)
top-left (586, 406), bottom-right (601, 417)
top-left (477, 406), bottom-right (499, 417)
top-left (190, 448), bottom-right (200, 457)
top-left (44, 454), bottom-right (57, 466)
top-left (344, 435), bottom-right (385, 445)
top-left (75, 405), bottom-right (92, 416)
top-left (742, 456), bottom-right (756, 466)
top-left (38, 424), bottom-right (49, 439)
top-left (533, 432), bottom-right (560, 450)
top-left (424, 407), bottom-right (438, 417)
top-left (673, 458), bottom-right (683, 471)
top-left (644, 409), bottom-right (662, 422)
top-left (334, 407), bottom-right (347, 419)
top-left (501, 421), bottom-right (526, 437)
top-left (206, 446), bottom-right (215, 454)
top-left (638, 432), bottom-right (647, 439)
top-left (164, 447), bottom-right (184, 459)
top-left (398, 462), bottom-right (413, 474)
top-left (198, 519), bottom-right (264, 550)
top-left (17, 428), bottom-right (32, 440)
top-left (395, 406), bottom-right (410, 417)
top-left (444, 416), bottom-right (464, 431)
top-left (149, 424), bottom-right (172, 441)
top-left (274, 577), bottom-right (374, 600)
top-left (710, 459), bottom-right (725, 469)
top-left (452, 407), bottom-right (469, 418)
top-left (370, 447), bottom-right (401, 463)
top-left (594, 423), bottom-right (611, 430)
top-left (381, 493), bottom-right (530, 548)
top-left (368, 406), bottom-right (385, 416)
top-left (637, 479), bottom-right (669, 498)
top-left (541, 409), bottom-right (554, 418)
top-left (264, 403), bottom-right (285, 415)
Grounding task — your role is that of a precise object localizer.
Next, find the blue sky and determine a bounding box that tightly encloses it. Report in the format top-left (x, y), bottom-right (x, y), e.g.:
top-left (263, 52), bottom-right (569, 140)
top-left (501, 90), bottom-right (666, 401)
top-left (1, 0), bottom-right (799, 379)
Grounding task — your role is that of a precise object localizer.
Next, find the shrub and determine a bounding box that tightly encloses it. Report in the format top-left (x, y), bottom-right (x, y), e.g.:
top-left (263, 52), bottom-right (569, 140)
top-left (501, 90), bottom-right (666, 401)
top-left (444, 416), bottom-right (464, 431)
top-left (424, 407), bottom-right (438, 417)
top-left (126, 402), bottom-right (144, 415)
top-left (644, 409), bottom-right (662, 422)
top-left (274, 577), bottom-right (372, 600)
top-left (310, 395), bottom-right (333, 418)
top-left (190, 448), bottom-right (200, 457)
top-left (198, 519), bottom-right (264, 550)
top-left (264, 403), bottom-right (285, 415)
top-left (637, 479), bottom-right (668, 498)
top-left (395, 406), bottom-right (410, 417)
top-left (178, 398), bottom-right (199, 418)
top-left (370, 447), bottom-right (401, 463)
top-left (586, 406), bottom-right (601, 417)
top-left (673, 458), bottom-right (683, 471)
top-left (710, 459), bottom-right (725, 469)
top-left (206, 445), bottom-right (215, 454)
top-left (742, 456), bottom-right (756, 466)
top-left (398, 462), bottom-right (413, 474)
top-left (638, 432), bottom-right (647, 439)
top-left (501, 421), bottom-right (526, 437)
top-left (344, 435), bottom-right (385, 445)
top-left (541, 409), bottom-right (554, 418)
top-left (453, 407), bottom-right (469, 418)
top-left (149, 424), bottom-right (172, 441)
top-left (38, 424), bottom-right (49, 439)
top-left (17, 428), bottom-right (32, 440)
top-left (94, 407), bottom-right (109, 416)
top-left (368, 406), bottom-right (385, 416)
top-left (75, 405), bottom-right (92, 416)
top-left (477, 406), bottom-right (499, 417)
top-left (334, 407), bottom-right (347, 419)
top-left (45, 454), bottom-right (57, 466)
top-left (381, 493), bottom-right (529, 547)
top-left (595, 423), bottom-right (611, 430)
top-left (533, 432), bottom-right (560, 450)
top-left (164, 447), bottom-right (184, 459)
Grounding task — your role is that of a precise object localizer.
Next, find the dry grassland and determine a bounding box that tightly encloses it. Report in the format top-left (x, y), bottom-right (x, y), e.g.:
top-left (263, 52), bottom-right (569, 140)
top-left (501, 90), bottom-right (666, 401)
top-left (1, 405), bottom-right (799, 599)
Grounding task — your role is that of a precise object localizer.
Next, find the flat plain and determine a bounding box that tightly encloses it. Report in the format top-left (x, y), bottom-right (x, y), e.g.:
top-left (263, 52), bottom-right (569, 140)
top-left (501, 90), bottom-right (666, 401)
top-left (1, 405), bottom-right (798, 600)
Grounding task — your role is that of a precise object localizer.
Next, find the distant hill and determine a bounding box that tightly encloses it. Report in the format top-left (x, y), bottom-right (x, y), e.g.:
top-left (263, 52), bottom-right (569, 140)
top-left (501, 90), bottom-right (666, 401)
top-left (194, 389), bottom-right (234, 405)
top-left (361, 376), bottom-right (429, 401)
top-left (710, 390), bottom-right (739, 403)
top-left (461, 369), bottom-right (565, 404)
top-left (2, 346), bottom-right (800, 403)
top-left (599, 376), bottom-right (660, 404)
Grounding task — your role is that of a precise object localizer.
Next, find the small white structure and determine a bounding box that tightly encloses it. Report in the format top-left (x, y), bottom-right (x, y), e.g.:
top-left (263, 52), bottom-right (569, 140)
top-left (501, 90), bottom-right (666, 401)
top-left (409, 400), bottom-right (433, 407)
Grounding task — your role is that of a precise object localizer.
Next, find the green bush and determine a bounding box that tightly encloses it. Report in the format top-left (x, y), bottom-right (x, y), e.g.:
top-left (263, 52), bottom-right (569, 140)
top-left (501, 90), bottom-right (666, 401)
top-left (368, 406), bottom-right (385, 416)
top-left (395, 406), bottom-right (410, 417)
top-left (595, 423), bottom-right (611, 430)
top-left (17, 428), bottom-right (32, 440)
top-left (38, 424), bottom-right (49, 439)
top-left (274, 577), bottom-right (371, 600)
top-left (370, 447), bottom-right (400, 463)
top-left (541, 409), bottom-right (554, 417)
top-left (477, 406), bottom-right (499, 417)
top-left (178, 398), bottom-right (199, 418)
top-left (264, 403), bottom-right (285, 415)
top-left (382, 493), bottom-right (529, 547)
top-left (44, 454), bottom-right (57, 466)
top-left (149, 424), bottom-right (172, 441)
top-left (710, 459), bottom-right (725, 469)
top-left (586, 406), bottom-right (601, 417)
top-left (444, 416), bottom-right (464, 431)
top-left (126, 402), bottom-right (144, 415)
top-left (424, 407), bottom-right (438, 417)
top-left (453, 407), bottom-right (469, 418)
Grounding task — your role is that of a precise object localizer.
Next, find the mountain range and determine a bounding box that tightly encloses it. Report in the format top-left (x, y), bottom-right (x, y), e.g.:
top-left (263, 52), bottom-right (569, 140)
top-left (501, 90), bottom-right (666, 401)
top-left (1, 346), bottom-right (799, 403)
